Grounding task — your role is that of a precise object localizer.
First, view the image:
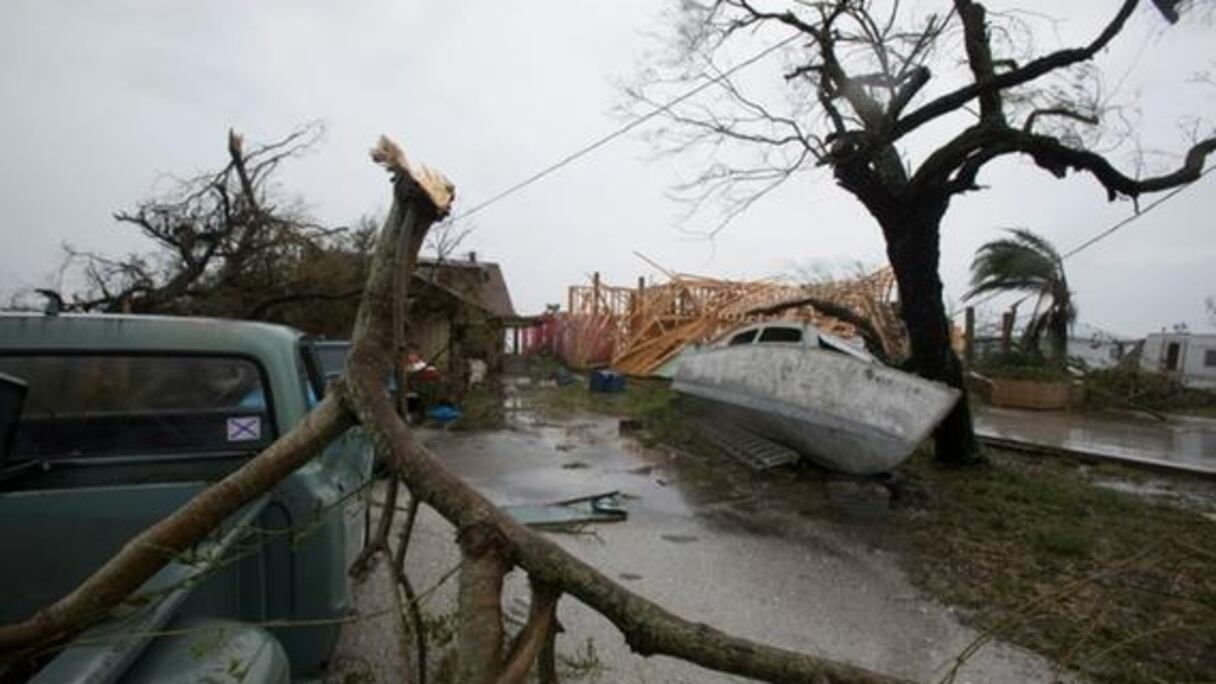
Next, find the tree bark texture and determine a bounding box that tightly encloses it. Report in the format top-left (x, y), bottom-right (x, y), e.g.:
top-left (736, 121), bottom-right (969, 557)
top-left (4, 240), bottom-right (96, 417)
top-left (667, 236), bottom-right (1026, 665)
top-left (881, 203), bottom-right (981, 464)
top-left (494, 581), bottom-right (559, 684)
top-left (457, 524), bottom-right (510, 684)
top-left (834, 152), bottom-right (981, 465)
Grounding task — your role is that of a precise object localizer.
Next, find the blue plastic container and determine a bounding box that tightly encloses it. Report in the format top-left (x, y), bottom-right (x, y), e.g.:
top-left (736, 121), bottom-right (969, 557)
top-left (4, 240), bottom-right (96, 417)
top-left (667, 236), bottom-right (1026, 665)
top-left (589, 370), bottom-right (627, 393)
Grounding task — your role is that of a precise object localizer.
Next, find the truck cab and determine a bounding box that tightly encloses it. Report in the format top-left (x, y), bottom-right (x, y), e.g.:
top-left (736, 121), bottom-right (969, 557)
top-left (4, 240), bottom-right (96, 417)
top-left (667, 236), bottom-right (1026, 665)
top-left (0, 313), bottom-right (374, 683)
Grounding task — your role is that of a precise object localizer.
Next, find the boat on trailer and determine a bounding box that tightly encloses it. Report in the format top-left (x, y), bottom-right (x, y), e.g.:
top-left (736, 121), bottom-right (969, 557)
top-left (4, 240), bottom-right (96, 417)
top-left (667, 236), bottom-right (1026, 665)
top-left (672, 321), bottom-right (960, 475)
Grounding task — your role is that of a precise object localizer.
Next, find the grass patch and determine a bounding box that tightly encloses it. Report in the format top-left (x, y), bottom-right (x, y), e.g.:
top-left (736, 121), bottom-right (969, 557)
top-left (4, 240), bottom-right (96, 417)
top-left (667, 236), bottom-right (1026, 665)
top-left (558, 637), bottom-right (611, 680)
top-left (897, 450), bottom-right (1216, 683)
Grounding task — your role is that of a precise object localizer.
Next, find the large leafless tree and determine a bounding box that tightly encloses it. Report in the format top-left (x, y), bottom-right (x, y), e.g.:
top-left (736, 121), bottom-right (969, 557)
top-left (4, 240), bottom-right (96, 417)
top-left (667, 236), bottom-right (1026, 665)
top-left (629, 0), bottom-right (1215, 462)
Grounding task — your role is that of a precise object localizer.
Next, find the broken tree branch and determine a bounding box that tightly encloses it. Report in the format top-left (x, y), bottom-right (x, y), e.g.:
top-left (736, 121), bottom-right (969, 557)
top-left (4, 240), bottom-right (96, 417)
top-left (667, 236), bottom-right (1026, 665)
top-left (495, 581), bottom-right (560, 684)
top-left (748, 295), bottom-right (893, 363)
top-left (341, 138), bottom-right (907, 684)
top-left (456, 524), bottom-right (510, 684)
top-left (892, 0), bottom-right (1138, 140)
top-left (392, 490), bottom-right (427, 684)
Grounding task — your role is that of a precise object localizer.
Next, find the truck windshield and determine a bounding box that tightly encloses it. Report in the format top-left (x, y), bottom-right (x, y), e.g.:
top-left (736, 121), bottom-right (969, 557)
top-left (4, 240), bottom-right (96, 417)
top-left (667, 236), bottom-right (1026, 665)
top-left (0, 354), bottom-right (273, 460)
top-left (306, 341), bottom-right (351, 390)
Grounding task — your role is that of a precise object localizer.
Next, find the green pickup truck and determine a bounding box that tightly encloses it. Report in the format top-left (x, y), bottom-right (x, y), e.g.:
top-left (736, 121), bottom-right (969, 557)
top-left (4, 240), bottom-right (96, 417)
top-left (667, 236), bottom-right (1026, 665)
top-left (0, 313), bottom-right (374, 683)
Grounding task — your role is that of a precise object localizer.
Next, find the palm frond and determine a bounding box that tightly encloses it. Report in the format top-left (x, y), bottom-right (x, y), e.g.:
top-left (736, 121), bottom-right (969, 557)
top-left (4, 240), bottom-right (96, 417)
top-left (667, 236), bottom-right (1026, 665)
top-left (967, 228), bottom-right (1074, 362)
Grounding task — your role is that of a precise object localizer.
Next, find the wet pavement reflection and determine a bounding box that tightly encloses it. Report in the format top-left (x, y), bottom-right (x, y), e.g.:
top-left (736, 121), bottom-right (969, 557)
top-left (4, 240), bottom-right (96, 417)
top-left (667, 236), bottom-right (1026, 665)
top-left (976, 406), bottom-right (1216, 475)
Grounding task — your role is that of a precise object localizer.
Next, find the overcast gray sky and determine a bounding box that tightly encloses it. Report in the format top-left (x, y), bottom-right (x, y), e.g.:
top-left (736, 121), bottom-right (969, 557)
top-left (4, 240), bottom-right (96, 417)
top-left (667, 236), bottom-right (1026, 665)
top-left (1, 1), bottom-right (1213, 337)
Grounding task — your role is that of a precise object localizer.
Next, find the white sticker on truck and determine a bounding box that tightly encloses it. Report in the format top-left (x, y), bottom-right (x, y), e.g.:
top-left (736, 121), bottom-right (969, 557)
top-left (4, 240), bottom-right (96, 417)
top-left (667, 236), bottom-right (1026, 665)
top-left (227, 416), bottom-right (262, 441)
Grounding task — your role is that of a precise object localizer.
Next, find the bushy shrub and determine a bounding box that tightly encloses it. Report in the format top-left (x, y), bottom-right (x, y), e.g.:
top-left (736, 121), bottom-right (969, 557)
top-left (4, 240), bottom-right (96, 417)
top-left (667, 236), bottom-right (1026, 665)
top-left (1082, 366), bottom-right (1216, 413)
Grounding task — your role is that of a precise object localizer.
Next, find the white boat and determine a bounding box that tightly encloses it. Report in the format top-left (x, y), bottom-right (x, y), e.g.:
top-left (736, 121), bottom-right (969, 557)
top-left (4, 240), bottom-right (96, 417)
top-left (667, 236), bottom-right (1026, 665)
top-left (672, 321), bottom-right (960, 475)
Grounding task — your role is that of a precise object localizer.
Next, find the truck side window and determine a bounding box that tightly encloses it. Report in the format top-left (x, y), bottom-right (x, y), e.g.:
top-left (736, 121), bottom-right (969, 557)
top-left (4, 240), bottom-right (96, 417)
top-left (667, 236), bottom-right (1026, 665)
top-left (0, 354), bottom-right (274, 459)
top-left (758, 327), bottom-right (802, 343)
top-left (728, 330), bottom-right (758, 346)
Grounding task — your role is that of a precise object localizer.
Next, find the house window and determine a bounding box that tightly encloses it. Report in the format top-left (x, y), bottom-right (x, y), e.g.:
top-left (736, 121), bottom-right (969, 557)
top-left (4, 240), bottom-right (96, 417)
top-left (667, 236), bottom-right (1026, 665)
top-left (1205, 349), bottom-right (1216, 368)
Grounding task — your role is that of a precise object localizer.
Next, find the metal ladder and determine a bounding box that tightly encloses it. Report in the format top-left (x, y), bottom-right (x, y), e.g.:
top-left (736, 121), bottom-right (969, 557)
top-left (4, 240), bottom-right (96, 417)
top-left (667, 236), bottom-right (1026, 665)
top-left (694, 418), bottom-right (801, 470)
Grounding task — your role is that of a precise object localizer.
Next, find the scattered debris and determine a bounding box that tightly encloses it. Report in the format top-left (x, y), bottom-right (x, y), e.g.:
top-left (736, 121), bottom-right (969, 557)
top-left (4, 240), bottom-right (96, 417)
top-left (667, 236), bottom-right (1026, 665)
top-left (426, 403), bottom-right (462, 425)
top-left (660, 534), bottom-right (699, 544)
top-left (502, 491), bottom-right (628, 529)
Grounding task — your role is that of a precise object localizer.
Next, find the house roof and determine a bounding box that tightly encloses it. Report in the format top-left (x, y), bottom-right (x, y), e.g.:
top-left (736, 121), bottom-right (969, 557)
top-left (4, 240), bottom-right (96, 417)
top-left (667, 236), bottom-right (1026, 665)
top-left (413, 257), bottom-right (516, 319)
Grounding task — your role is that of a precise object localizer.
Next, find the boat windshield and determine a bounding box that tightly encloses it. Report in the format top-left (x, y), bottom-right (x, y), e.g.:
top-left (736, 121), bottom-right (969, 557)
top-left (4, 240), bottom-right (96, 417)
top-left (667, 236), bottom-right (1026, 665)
top-left (757, 327), bottom-right (803, 343)
top-left (727, 329), bottom-right (758, 346)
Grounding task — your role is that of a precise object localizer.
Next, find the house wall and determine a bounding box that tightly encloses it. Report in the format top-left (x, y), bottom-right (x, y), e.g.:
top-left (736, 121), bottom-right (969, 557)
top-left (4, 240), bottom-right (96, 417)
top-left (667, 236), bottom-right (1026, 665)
top-left (413, 316), bottom-right (451, 369)
top-left (1141, 333), bottom-right (1216, 389)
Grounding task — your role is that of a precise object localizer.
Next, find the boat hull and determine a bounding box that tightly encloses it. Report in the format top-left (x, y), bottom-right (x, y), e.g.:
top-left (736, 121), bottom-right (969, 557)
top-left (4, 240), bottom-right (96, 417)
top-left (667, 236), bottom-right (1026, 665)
top-left (672, 344), bottom-right (960, 475)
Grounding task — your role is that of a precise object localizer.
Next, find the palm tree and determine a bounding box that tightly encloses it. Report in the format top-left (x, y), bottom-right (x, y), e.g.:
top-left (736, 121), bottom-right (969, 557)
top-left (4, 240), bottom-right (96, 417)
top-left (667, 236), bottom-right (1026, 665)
top-left (966, 228), bottom-right (1076, 364)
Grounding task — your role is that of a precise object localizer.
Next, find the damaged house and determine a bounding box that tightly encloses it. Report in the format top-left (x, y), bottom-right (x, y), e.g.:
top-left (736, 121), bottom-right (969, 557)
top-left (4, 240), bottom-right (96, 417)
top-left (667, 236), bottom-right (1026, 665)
top-left (409, 253), bottom-right (516, 390)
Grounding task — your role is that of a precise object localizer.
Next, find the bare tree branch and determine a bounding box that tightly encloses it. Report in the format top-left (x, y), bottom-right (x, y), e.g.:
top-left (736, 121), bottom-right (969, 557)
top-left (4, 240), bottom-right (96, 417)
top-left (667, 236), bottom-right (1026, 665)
top-left (892, 0), bottom-right (1139, 140)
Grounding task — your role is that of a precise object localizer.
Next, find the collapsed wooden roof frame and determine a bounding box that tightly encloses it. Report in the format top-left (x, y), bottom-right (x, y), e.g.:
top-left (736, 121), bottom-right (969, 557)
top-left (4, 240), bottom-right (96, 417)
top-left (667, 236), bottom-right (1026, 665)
top-left (565, 268), bottom-right (907, 376)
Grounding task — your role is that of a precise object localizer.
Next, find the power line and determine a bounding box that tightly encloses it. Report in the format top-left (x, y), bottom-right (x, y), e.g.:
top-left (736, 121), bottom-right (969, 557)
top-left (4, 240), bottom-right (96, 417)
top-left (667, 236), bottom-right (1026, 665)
top-left (450, 33), bottom-right (800, 223)
top-left (1060, 164), bottom-right (1214, 259)
top-left (959, 165), bottom-right (1214, 316)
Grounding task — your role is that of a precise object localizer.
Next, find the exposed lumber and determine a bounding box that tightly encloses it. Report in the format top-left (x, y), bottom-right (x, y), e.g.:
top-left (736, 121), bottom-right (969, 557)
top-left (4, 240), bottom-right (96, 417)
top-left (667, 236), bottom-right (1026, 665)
top-left (561, 267), bottom-right (909, 375)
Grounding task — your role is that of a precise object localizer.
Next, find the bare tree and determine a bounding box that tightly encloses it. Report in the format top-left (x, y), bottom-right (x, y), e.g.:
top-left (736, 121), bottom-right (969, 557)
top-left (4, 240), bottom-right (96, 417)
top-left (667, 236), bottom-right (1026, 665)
top-left (56, 124), bottom-right (372, 336)
top-left (424, 218), bottom-right (475, 262)
top-left (628, 0), bottom-right (1215, 462)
